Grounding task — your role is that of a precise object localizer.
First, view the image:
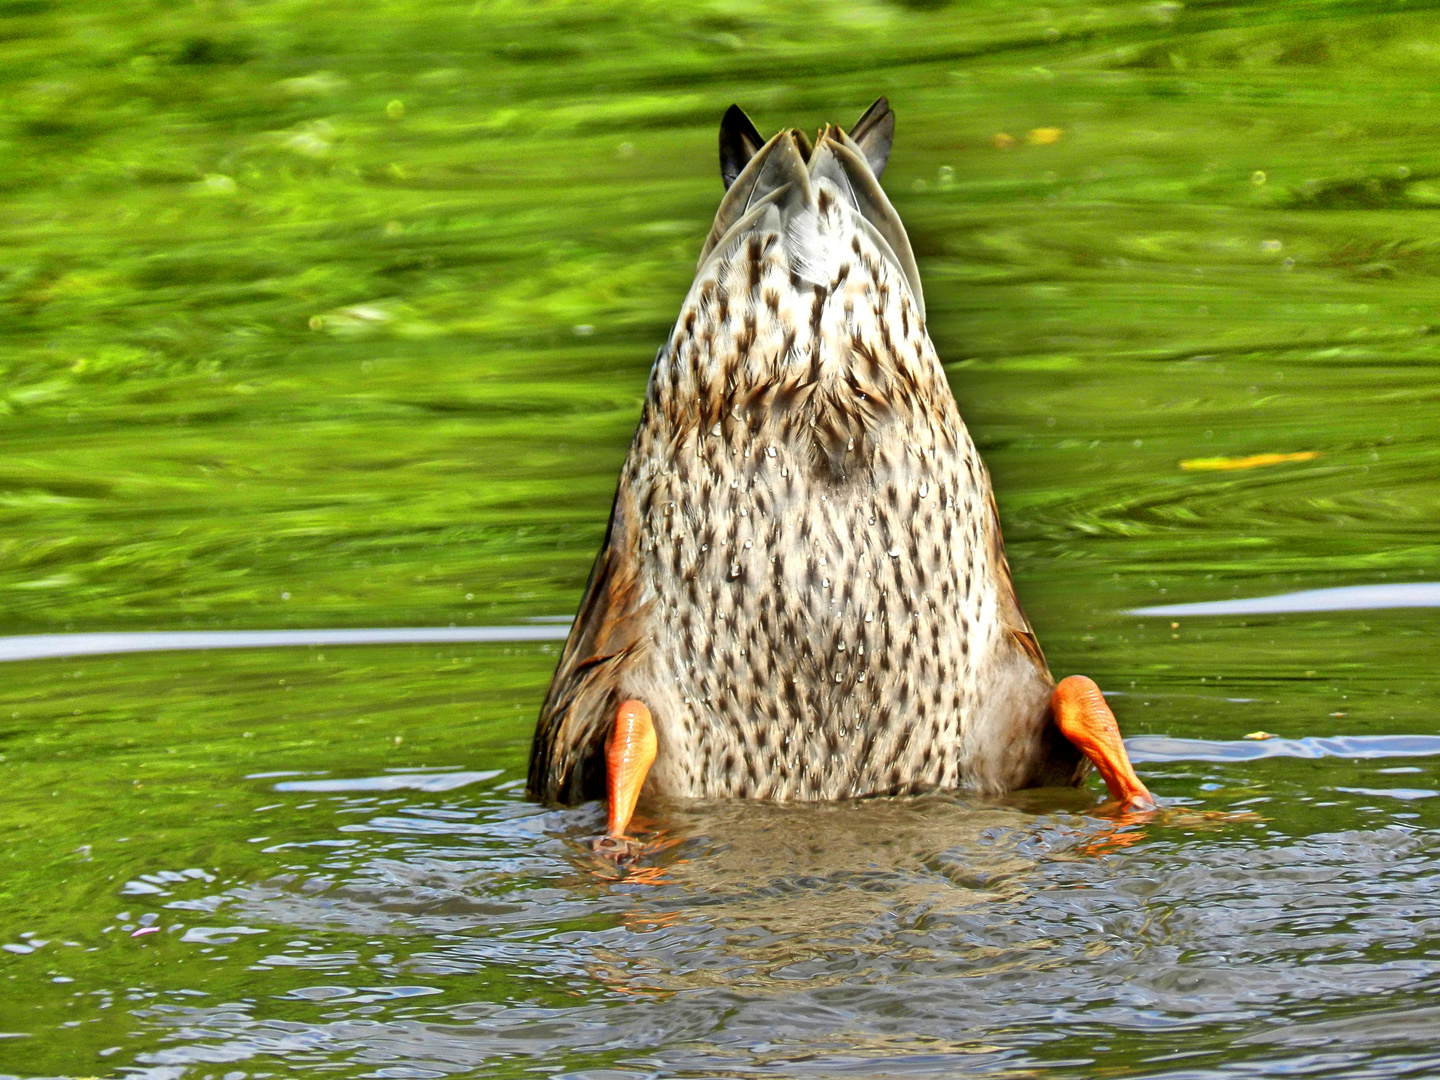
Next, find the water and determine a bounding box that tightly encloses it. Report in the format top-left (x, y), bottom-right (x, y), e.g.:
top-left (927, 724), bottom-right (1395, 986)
top-left (0, 626), bottom-right (571, 663)
top-left (1131, 583), bottom-right (1440, 617)
top-left (5, 0), bottom-right (1440, 1076)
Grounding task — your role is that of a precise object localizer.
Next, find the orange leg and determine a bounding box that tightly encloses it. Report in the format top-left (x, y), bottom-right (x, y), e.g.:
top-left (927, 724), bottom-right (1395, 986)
top-left (1052, 675), bottom-right (1156, 811)
top-left (605, 699), bottom-right (656, 837)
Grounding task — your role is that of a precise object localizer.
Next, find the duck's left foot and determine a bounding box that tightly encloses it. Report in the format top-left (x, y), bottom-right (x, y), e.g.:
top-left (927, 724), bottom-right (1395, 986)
top-left (604, 698), bottom-right (656, 838)
top-left (1052, 675), bottom-right (1157, 812)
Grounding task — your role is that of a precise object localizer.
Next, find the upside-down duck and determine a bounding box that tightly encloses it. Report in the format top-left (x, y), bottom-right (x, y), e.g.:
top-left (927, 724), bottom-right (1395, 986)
top-left (528, 99), bottom-right (1153, 846)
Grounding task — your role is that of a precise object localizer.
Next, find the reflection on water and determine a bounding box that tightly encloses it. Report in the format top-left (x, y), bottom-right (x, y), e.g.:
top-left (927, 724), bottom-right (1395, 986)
top-left (1128, 734), bottom-right (1440, 763)
top-left (272, 770), bottom-right (503, 793)
top-left (0, 626), bottom-right (572, 664)
top-left (1131, 583), bottom-right (1440, 617)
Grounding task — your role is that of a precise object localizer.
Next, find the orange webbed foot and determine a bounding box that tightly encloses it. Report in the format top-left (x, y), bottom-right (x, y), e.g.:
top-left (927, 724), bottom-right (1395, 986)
top-left (594, 699), bottom-right (656, 855)
top-left (1052, 675), bottom-right (1157, 813)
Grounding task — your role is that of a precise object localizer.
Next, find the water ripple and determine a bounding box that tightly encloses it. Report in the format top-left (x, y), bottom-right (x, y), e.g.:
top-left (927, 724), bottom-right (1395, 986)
top-left (1129, 583), bottom-right (1440, 617)
top-left (1129, 734), bottom-right (1440, 763)
top-left (0, 625), bottom-right (571, 663)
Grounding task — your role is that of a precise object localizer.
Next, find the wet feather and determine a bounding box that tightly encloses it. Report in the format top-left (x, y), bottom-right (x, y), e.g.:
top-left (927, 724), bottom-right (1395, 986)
top-left (529, 100), bottom-right (1083, 805)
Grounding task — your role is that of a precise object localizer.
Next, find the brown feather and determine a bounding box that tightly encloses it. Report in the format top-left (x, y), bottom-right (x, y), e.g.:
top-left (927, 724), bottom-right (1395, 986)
top-left (531, 101), bottom-right (1078, 806)
top-left (527, 491), bottom-right (650, 804)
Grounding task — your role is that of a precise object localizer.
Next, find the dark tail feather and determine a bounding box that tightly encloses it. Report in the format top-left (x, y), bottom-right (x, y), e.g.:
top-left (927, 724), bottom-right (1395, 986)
top-left (848, 97), bottom-right (894, 180)
top-left (719, 104), bottom-right (766, 190)
top-left (699, 98), bottom-right (923, 319)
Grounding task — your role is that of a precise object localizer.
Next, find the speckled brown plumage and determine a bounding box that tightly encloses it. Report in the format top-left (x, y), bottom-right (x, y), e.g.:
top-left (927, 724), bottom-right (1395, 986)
top-left (529, 100), bottom-right (1084, 807)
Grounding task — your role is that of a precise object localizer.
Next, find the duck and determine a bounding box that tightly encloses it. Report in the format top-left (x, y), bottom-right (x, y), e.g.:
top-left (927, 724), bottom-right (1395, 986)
top-left (527, 99), bottom-right (1153, 847)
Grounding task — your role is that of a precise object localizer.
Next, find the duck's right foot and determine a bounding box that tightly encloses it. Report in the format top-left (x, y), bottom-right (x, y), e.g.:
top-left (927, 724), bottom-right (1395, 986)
top-left (1052, 675), bottom-right (1157, 812)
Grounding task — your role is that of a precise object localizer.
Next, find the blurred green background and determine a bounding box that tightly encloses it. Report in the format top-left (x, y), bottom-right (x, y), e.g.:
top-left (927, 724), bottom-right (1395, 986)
top-left (5, 0), bottom-right (1439, 641)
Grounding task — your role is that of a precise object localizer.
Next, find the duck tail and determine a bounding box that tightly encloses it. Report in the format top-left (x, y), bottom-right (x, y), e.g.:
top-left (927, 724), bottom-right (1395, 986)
top-left (698, 98), bottom-right (923, 319)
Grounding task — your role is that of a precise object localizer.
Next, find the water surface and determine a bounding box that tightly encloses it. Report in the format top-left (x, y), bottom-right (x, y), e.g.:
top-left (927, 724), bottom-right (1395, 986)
top-left (3, 0), bottom-right (1440, 1076)
top-left (0, 626), bottom-right (570, 663)
top-left (1131, 583), bottom-right (1440, 617)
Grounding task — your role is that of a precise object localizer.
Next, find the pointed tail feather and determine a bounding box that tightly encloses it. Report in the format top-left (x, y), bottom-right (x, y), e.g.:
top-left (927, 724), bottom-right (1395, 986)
top-left (848, 97), bottom-right (895, 179)
top-left (698, 111), bottom-right (924, 321)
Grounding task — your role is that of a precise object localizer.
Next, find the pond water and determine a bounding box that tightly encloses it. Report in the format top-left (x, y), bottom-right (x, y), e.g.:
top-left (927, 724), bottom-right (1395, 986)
top-left (4, 0), bottom-right (1440, 1077)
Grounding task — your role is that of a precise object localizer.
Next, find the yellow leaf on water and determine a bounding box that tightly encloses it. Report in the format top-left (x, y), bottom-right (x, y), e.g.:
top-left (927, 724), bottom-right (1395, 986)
top-left (1180, 451), bottom-right (1320, 471)
top-left (1027, 127), bottom-right (1063, 145)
